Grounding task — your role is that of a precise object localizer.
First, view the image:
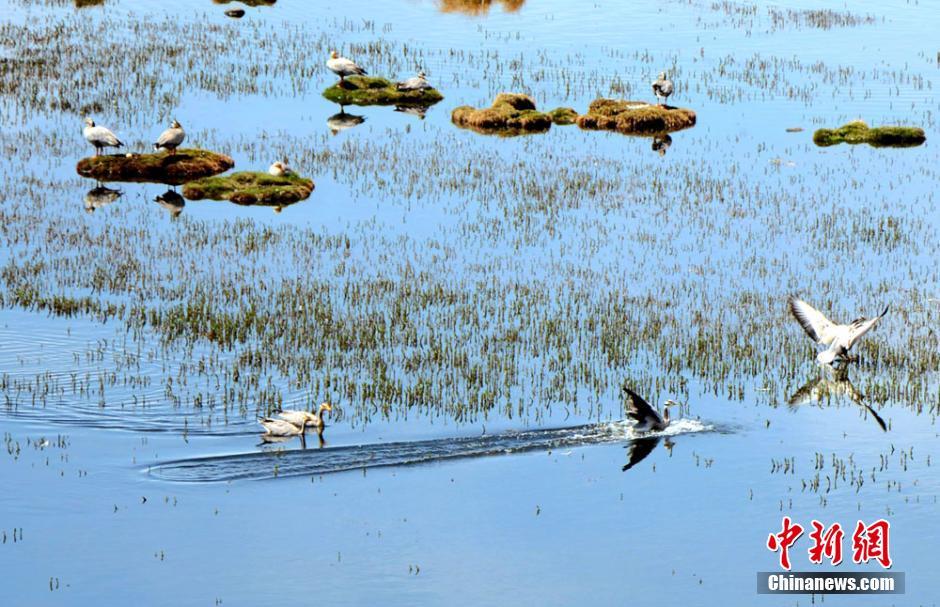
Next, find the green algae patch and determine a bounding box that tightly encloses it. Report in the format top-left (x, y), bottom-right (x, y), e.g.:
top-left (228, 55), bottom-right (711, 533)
top-left (322, 76), bottom-right (444, 107)
top-left (577, 99), bottom-right (696, 135)
top-left (76, 149), bottom-right (234, 185)
top-left (548, 107), bottom-right (579, 126)
top-left (813, 121), bottom-right (926, 148)
top-left (452, 93), bottom-right (555, 136)
top-left (182, 171), bottom-right (314, 206)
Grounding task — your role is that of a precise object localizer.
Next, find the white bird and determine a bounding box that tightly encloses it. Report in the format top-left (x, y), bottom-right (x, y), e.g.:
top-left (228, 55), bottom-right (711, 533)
top-left (258, 417), bottom-right (305, 437)
top-left (788, 296), bottom-right (889, 365)
top-left (268, 159), bottom-right (293, 177)
top-left (83, 118), bottom-right (123, 156)
top-left (623, 387), bottom-right (681, 433)
top-left (651, 72), bottom-right (674, 106)
top-left (327, 51), bottom-right (367, 83)
top-left (153, 119), bottom-right (185, 154)
top-left (396, 71), bottom-right (431, 91)
top-left (276, 402), bottom-right (333, 430)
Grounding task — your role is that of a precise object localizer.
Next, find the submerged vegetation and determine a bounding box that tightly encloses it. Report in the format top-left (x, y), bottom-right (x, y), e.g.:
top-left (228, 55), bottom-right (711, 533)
top-left (452, 94), bottom-right (574, 135)
top-left (322, 76), bottom-right (444, 107)
top-left (577, 99), bottom-right (697, 134)
top-left (812, 120), bottom-right (926, 147)
top-left (183, 171), bottom-right (314, 206)
top-left (75, 150), bottom-right (234, 184)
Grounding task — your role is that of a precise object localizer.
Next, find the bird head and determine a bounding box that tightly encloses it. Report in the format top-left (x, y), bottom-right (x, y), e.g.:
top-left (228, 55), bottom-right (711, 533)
top-left (658, 71), bottom-right (667, 80)
top-left (318, 402), bottom-right (333, 415)
top-left (83, 117), bottom-right (95, 127)
top-left (171, 119), bottom-right (181, 128)
top-left (330, 50), bottom-right (339, 59)
top-left (418, 71), bottom-right (426, 78)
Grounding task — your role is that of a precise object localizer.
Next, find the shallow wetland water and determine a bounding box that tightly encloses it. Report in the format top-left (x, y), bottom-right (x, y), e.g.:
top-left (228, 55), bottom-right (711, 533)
top-left (0, 0), bottom-right (938, 604)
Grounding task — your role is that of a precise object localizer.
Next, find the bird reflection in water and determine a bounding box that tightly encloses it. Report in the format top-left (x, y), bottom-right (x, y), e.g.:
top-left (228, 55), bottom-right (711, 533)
top-left (788, 366), bottom-right (887, 432)
top-left (652, 134), bottom-right (672, 156)
top-left (83, 184), bottom-right (123, 213)
top-left (623, 436), bottom-right (675, 472)
top-left (394, 104), bottom-right (431, 120)
top-left (155, 189), bottom-right (185, 218)
top-left (327, 106), bottom-right (366, 135)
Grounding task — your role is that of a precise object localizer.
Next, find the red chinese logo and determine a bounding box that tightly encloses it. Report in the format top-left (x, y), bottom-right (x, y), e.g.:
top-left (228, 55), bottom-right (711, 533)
top-left (767, 518), bottom-right (892, 570)
top-left (808, 520), bottom-right (844, 566)
top-left (852, 519), bottom-right (892, 569)
top-left (767, 516), bottom-right (804, 570)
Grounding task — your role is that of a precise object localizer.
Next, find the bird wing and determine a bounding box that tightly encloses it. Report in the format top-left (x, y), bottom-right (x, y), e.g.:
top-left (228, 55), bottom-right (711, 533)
top-left (788, 297), bottom-right (836, 344)
top-left (860, 402), bottom-right (888, 432)
top-left (622, 437), bottom-right (661, 471)
top-left (623, 387), bottom-right (662, 425)
top-left (844, 305), bottom-right (888, 350)
top-left (88, 126), bottom-right (122, 146)
top-left (787, 378), bottom-right (822, 407)
top-left (333, 57), bottom-right (366, 75)
top-left (156, 128), bottom-right (183, 147)
top-left (276, 410), bottom-right (306, 426)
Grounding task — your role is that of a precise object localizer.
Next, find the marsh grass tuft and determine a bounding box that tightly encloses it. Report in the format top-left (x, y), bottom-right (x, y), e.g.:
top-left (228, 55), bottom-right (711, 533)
top-left (813, 120), bottom-right (926, 148)
top-left (452, 93), bottom-right (555, 135)
top-left (76, 150), bottom-right (234, 185)
top-left (577, 99), bottom-right (697, 135)
top-left (183, 172), bottom-right (314, 206)
top-left (322, 76), bottom-right (444, 107)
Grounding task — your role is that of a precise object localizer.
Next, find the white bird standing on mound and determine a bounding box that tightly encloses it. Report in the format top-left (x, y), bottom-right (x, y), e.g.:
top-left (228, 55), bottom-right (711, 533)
top-left (651, 72), bottom-right (674, 106)
top-left (327, 51), bottom-right (367, 83)
top-left (83, 118), bottom-right (123, 155)
top-left (153, 119), bottom-right (185, 154)
top-left (788, 296), bottom-right (889, 364)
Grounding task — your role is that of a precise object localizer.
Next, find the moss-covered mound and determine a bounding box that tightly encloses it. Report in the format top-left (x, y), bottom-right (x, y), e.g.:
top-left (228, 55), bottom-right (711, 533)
top-left (452, 93), bottom-right (574, 135)
top-left (322, 76), bottom-right (444, 107)
top-left (76, 149), bottom-right (234, 185)
top-left (182, 172), bottom-right (314, 206)
top-left (577, 99), bottom-right (696, 135)
top-left (813, 121), bottom-right (926, 148)
top-left (548, 107), bottom-right (579, 126)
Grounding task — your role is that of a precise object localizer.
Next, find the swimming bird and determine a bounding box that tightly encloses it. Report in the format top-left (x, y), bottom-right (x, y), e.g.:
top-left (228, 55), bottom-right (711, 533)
top-left (651, 72), bottom-right (674, 106)
top-left (327, 51), bottom-right (367, 83)
top-left (788, 366), bottom-right (887, 432)
top-left (258, 417), bottom-right (306, 437)
top-left (396, 71), bottom-right (431, 91)
top-left (153, 119), bottom-right (185, 154)
top-left (326, 108), bottom-right (366, 135)
top-left (268, 159), bottom-right (293, 177)
top-left (276, 402), bottom-right (333, 430)
top-left (623, 387), bottom-right (680, 433)
top-left (788, 296), bottom-right (889, 364)
top-left (83, 184), bottom-right (123, 212)
top-left (83, 118), bottom-right (123, 156)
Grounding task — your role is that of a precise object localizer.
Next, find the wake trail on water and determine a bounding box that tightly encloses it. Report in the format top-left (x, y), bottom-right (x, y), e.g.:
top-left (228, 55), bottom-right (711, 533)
top-left (147, 418), bottom-right (718, 483)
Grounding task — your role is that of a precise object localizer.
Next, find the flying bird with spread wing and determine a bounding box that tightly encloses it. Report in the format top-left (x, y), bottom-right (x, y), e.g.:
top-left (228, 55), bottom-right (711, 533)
top-left (623, 387), bottom-right (680, 433)
top-left (788, 296), bottom-right (889, 364)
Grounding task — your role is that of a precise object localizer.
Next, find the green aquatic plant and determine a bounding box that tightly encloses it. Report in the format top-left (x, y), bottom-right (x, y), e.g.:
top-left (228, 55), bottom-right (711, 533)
top-left (322, 76), bottom-right (444, 107)
top-left (577, 99), bottom-right (697, 134)
top-left (812, 120), bottom-right (926, 148)
top-left (76, 150), bottom-right (234, 185)
top-left (183, 172), bottom-right (314, 206)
